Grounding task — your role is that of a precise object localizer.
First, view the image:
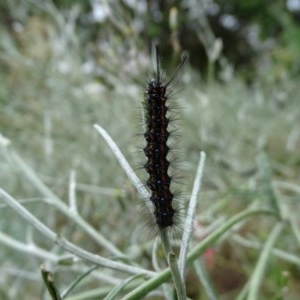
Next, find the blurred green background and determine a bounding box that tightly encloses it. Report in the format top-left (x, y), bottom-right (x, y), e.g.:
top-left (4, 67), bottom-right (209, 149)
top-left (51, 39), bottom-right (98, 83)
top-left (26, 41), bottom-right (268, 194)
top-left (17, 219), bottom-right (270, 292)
top-left (0, 0), bottom-right (300, 299)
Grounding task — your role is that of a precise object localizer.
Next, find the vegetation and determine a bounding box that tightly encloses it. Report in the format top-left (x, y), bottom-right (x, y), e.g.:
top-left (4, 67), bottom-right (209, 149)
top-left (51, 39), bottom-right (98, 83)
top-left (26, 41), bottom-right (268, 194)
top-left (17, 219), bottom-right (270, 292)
top-left (0, 1), bottom-right (299, 299)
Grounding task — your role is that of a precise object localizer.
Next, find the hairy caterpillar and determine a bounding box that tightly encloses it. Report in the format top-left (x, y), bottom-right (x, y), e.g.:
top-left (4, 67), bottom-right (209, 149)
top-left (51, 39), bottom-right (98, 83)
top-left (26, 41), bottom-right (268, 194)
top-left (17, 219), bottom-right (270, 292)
top-left (143, 45), bottom-right (188, 229)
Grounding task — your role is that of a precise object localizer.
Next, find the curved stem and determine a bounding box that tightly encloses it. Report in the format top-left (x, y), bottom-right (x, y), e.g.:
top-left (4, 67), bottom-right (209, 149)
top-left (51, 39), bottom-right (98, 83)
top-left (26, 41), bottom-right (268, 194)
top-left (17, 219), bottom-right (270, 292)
top-left (0, 188), bottom-right (156, 277)
top-left (122, 208), bottom-right (277, 299)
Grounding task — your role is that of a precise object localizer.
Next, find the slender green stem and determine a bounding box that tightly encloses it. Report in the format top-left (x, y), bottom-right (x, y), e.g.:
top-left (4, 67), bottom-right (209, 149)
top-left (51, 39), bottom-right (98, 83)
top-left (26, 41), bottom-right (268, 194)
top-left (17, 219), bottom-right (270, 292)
top-left (41, 265), bottom-right (62, 300)
top-left (232, 233), bottom-right (300, 267)
top-left (194, 260), bottom-right (218, 300)
top-left (187, 209), bottom-right (278, 264)
top-left (257, 152), bottom-right (281, 216)
top-left (159, 229), bottom-right (186, 300)
top-left (103, 274), bottom-right (145, 300)
top-left (61, 266), bottom-right (98, 299)
top-left (122, 208), bottom-right (277, 300)
top-left (247, 223), bottom-right (284, 300)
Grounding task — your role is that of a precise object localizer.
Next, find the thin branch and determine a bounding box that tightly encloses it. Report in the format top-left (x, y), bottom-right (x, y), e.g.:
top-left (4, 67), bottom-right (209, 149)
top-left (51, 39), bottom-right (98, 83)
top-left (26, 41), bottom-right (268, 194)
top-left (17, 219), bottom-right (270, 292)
top-left (68, 170), bottom-right (77, 214)
top-left (41, 264), bottom-right (62, 300)
top-left (0, 231), bottom-right (59, 262)
top-left (178, 151), bottom-right (206, 278)
top-left (93, 124), bottom-right (152, 210)
top-left (61, 265), bottom-right (98, 299)
top-left (0, 188), bottom-right (156, 277)
top-left (7, 150), bottom-right (123, 257)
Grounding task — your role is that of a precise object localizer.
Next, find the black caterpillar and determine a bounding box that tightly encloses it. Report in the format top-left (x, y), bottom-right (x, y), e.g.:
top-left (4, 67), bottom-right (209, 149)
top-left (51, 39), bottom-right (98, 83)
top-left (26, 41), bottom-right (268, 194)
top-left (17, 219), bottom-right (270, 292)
top-left (143, 45), bottom-right (188, 229)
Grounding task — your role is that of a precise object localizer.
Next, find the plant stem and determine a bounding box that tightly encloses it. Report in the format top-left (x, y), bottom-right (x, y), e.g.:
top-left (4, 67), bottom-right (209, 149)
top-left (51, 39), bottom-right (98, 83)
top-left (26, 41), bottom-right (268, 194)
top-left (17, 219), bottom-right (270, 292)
top-left (0, 188), bottom-right (156, 277)
top-left (178, 151), bottom-right (206, 278)
top-left (8, 150), bottom-right (124, 257)
top-left (122, 208), bottom-right (277, 299)
top-left (247, 223), bottom-right (284, 300)
top-left (159, 229), bottom-right (186, 300)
